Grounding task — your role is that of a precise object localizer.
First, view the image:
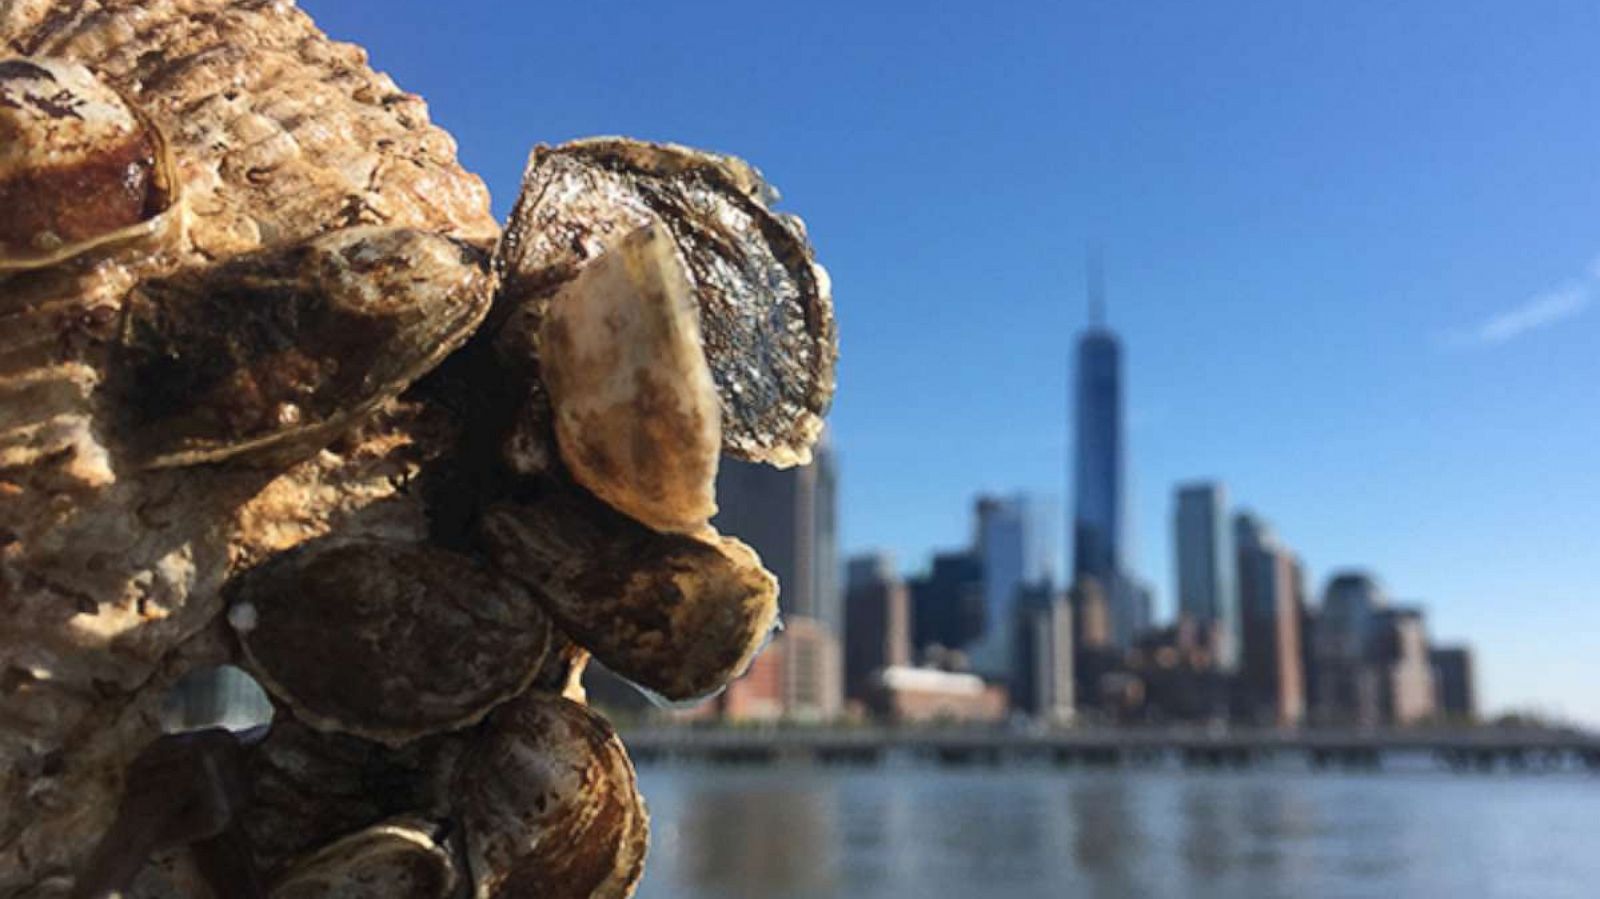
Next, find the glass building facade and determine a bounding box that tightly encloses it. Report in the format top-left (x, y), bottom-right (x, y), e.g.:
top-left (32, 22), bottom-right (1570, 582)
top-left (712, 438), bottom-right (840, 632)
top-left (967, 494), bottom-right (1057, 681)
top-left (1175, 482), bottom-right (1239, 670)
top-left (1072, 324), bottom-right (1132, 645)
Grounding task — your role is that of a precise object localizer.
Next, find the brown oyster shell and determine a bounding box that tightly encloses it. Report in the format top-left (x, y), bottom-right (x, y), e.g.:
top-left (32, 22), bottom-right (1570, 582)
top-left (495, 137), bottom-right (836, 468)
top-left (539, 223), bottom-right (721, 534)
top-left (111, 227), bottom-right (493, 469)
top-left (480, 484), bottom-right (779, 702)
top-left (231, 541), bottom-right (552, 747)
top-left (268, 816), bottom-right (458, 899)
top-left (241, 718), bottom-right (458, 879)
top-left (0, 57), bottom-right (181, 272)
top-left (457, 694), bottom-right (648, 899)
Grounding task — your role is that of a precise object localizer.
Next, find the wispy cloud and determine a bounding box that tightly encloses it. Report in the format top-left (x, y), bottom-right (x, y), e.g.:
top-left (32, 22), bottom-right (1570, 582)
top-left (1449, 261), bottom-right (1596, 349)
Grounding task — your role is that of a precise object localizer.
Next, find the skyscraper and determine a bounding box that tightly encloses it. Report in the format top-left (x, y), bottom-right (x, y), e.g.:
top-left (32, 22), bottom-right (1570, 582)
top-left (1311, 570), bottom-right (1388, 726)
top-left (1235, 512), bottom-right (1306, 727)
top-left (1013, 581), bottom-right (1075, 723)
top-left (843, 553), bottom-right (911, 703)
top-left (712, 438), bottom-right (840, 630)
top-left (1371, 607), bottom-right (1437, 726)
top-left (812, 442), bottom-right (840, 633)
top-left (713, 438), bottom-right (842, 718)
top-left (909, 549), bottom-right (986, 658)
top-left (1430, 646), bottom-right (1477, 721)
top-left (966, 493), bottom-right (1056, 681)
top-left (1175, 482), bottom-right (1239, 670)
top-left (1071, 257), bottom-right (1133, 646)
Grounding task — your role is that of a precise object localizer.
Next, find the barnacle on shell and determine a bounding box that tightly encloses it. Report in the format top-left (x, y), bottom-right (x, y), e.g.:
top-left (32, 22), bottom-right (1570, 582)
top-left (230, 541), bottom-right (553, 746)
top-left (111, 227), bottom-right (493, 468)
top-left (480, 484), bottom-right (779, 703)
top-left (495, 137), bottom-right (836, 469)
top-left (0, 57), bottom-right (181, 272)
top-left (539, 223), bottom-right (721, 534)
top-left (268, 816), bottom-right (459, 899)
top-left (457, 694), bottom-right (648, 899)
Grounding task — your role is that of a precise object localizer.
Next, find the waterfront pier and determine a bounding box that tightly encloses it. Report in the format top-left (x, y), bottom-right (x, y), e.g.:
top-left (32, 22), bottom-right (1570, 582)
top-left (621, 725), bottom-right (1600, 773)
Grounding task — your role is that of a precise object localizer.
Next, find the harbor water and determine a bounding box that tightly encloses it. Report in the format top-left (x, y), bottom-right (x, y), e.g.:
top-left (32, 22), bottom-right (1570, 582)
top-left (634, 764), bottom-right (1597, 898)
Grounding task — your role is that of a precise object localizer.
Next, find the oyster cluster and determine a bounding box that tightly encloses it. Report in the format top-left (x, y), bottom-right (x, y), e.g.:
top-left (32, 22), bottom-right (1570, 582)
top-left (0, 2), bottom-right (834, 897)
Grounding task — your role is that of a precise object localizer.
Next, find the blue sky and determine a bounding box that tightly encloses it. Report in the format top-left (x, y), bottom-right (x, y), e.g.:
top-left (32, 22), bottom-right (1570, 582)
top-left (305, 1), bottom-right (1600, 723)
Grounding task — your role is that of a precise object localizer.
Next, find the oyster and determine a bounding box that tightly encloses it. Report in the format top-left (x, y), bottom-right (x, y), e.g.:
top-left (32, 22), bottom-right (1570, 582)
top-left (112, 227), bottom-right (493, 468)
top-left (480, 485), bottom-right (779, 702)
top-left (457, 694), bottom-right (648, 899)
top-left (0, 57), bottom-right (179, 271)
top-left (496, 138), bottom-right (836, 468)
top-left (540, 223), bottom-right (721, 534)
top-left (268, 816), bottom-right (458, 899)
top-left (231, 541), bottom-right (552, 746)
top-left (241, 718), bottom-right (457, 878)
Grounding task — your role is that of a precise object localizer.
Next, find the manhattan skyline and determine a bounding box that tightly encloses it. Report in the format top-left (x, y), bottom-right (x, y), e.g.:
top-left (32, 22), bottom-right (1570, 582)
top-left (303, 0), bottom-right (1600, 724)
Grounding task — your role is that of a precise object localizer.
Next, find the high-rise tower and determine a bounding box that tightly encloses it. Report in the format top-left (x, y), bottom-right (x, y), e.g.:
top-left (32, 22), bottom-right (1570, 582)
top-left (1175, 482), bottom-right (1239, 669)
top-left (712, 437), bottom-right (840, 631)
top-left (1071, 255), bottom-right (1131, 645)
top-left (966, 493), bottom-right (1056, 681)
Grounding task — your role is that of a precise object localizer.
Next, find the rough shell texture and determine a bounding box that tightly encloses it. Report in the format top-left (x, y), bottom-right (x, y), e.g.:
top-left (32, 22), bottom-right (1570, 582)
top-left (267, 816), bottom-right (458, 899)
top-left (495, 137), bottom-right (836, 468)
top-left (480, 484), bottom-right (779, 703)
top-left (0, 56), bottom-right (178, 270)
top-left (113, 227), bottom-right (493, 468)
top-left (0, 0), bottom-right (493, 889)
top-left (540, 223), bottom-right (720, 534)
top-left (458, 694), bottom-right (648, 899)
top-left (232, 541), bottom-right (553, 746)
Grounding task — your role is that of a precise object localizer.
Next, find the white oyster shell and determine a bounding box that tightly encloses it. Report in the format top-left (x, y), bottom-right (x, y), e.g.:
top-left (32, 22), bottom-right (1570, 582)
top-left (540, 223), bottom-right (721, 534)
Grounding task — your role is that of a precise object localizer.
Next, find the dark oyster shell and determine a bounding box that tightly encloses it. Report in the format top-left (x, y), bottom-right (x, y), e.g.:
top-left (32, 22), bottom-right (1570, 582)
top-left (112, 227), bottom-right (493, 468)
top-left (495, 138), bottom-right (835, 468)
top-left (0, 57), bottom-right (180, 271)
top-left (479, 485), bottom-right (778, 702)
top-left (457, 694), bottom-right (647, 899)
top-left (268, 816), bottom-right (458, 899)
top-left (241, 718), bottom-right (458, 878)
top-left (230, 542), bottom-right (552, 746)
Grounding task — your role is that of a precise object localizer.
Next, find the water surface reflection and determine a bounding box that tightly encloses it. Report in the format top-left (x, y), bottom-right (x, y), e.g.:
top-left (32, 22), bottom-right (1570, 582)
top-left (637, 766), bottom-right (1599, 899)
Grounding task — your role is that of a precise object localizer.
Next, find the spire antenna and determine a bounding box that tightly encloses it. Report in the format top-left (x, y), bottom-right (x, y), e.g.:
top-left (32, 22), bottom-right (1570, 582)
top-left (1087, 245), bottom-right (1106, 328)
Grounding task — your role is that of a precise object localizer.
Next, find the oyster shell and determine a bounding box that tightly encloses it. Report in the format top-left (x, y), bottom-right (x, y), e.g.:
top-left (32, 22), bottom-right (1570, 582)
top-left (540, 223), bottom-right (721, 534)
top-left (457, 694), bottom-right (647, 899)
top-left (480, 485), bottom-right (779, 702)
top-left (111, 227), bottom-right (493, 469)
top-left (268, 816), bottom-right (458, 899)
top-left (0, 57), bottom-right (180, 272)
top-left (231, 541), bottom-right (553, 746)
top-left (241, 718), bottom-right (457, 878)
top-left (495, 138), bottom-right (836, 468)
